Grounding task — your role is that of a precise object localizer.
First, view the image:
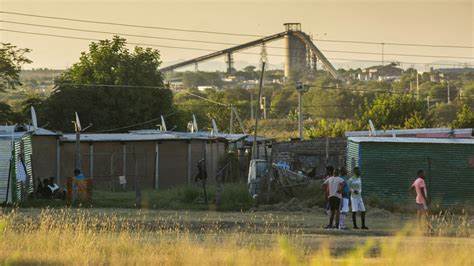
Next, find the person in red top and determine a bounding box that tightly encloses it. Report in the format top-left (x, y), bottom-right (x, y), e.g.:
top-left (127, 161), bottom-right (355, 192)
top-left (410, 169), bottom-right (428, 220)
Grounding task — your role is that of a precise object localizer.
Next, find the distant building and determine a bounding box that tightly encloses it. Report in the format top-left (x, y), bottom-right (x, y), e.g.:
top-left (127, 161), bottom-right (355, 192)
top-left (357, 63), bottom-right (403, 81)
top-left (429, 67), bottom-right (474, 82)
top-left (197, 85), bottom-right (217, 91)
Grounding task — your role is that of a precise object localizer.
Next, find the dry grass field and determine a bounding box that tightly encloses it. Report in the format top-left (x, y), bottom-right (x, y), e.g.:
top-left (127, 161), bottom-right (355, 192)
top-left (0, 208), bottom-right (472, 265)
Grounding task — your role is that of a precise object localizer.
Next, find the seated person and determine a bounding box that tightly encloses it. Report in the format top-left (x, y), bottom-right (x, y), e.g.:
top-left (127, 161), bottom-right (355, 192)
top-left (42, 178), bottom-right (52, 198)
top-left (47, 177), bottom-right (60, 194)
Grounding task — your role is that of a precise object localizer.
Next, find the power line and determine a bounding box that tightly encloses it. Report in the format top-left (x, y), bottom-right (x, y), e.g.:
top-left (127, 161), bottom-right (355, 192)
top-left (56, 82), bottom-right (231, 107)
top-left (0, 28), bottom-right (214, 52)
top-left (2, 10), bottom-right (473, 49)
top-left (180, 90), bottom-right (229, 107)
top-left (3, 20), bottom-right (473, 60)
top-left (313, 39), bottom-right (474, 49)
top-left (96, 114), bottom-right (171, 133)
top-left (2, 28), bottom-right (472, 67)
top-left (0, 20), bottom-right (239, 46)
top-left (0, 10), bottom-right (261, 38)
top-left (322, 49), bottom-right (474, 60)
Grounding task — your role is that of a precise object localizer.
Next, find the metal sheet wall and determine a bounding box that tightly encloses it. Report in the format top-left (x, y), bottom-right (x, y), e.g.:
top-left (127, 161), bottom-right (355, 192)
top-left (31, 136), bottom-right (57, 182)
top-left (57, 139), bottom-right (228, 190)
top-left (190, 141), bottom-right (205, 183)
top-left (125, 142), bottom-right (155, 188)
top-left (0, 139), bottom-right (12, 203)
top-left (158, 141), bottom-right (188, 188)
top-left (357, 141), bottom-right (474, 206)
top-left (59, 142), bottom-right (90, 184)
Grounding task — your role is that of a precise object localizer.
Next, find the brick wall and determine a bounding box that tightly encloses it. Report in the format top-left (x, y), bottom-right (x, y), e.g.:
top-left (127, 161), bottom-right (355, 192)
top-left (271, 138), bottom-right (347, 178)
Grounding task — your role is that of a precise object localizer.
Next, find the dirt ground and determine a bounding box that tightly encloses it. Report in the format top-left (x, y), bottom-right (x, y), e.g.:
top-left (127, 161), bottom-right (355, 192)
top-left (12, 207), bottom-right (403, 232)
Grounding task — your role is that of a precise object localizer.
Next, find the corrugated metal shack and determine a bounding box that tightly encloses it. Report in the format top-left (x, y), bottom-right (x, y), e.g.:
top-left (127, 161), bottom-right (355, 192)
top-left (58, 131), bottom-right (245, 190)
top-left (345, 128), bottom-right (472, 138)
top-left (0, 126), bottom-right (36, 204)
top-left (347, 137), bottom-right (474, 206)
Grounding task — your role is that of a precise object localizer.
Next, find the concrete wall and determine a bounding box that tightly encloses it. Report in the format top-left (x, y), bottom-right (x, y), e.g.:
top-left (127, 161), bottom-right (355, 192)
top-left (271, 138), bottom-right (347, 177)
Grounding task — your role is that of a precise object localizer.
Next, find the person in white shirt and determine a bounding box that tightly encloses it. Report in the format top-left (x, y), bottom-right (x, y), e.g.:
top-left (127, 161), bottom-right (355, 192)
top-left (349, 167), bottom-right (368, 230)
top-left (322, 167), bottom-right (345, 229)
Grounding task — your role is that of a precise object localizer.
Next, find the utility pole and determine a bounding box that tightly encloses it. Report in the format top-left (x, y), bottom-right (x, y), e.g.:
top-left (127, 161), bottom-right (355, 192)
top-left (250, 92), bottom-right (254, 120)
top-left (296, 82), bottom-right (309, 140)
top-left (252, 61), bottom-right (266, 159)
top-left (447, 80), bottom-right (451, 104)
top-left (229, 105), bottom-right (234, 134)
top-left (73, 112), bottom-right (92, 173)
top-left (416, 71), bottom-right (420, 99)
top-left (298, 91), bottom-right (303, 139)
top-left (381, 42), bottom-right (385, 65)
top-left (261, 96), bottom-right (267, 120)
top-left (73, 112), bottom-right (82, 171)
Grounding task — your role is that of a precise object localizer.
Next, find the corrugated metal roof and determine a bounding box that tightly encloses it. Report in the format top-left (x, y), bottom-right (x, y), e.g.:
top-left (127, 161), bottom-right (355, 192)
top-left (130, 129), bottom-right (248, 142)
top-left (29, 127), bottom-right (60, 136)
top-left (345, 128), bottom-right (472, 137)
top-left (0, 125), bottom-right (59, 137)
top-left (60, 132), bottom-right (229, 142)
top-left (349, 137), bottom-right (474, 145)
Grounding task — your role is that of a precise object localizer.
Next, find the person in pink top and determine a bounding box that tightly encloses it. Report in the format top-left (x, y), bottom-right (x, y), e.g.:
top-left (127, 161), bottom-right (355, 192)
top-left (410, 169), bottom-right (428, 220)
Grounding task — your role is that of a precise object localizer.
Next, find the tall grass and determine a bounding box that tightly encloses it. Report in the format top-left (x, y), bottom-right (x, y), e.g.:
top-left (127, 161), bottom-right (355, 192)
top-left (0, 209), bottom-right (472, 265)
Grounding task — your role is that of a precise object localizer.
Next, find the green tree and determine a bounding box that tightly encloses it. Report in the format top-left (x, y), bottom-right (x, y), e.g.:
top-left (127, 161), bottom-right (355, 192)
top-left (270, 87), bottom-right (298, 118)
top-left (452, 104), bottom-right (474, 128)
top-left (0, 43), bottom-right (31, 91)
top-left (360, 94), bottom-right (431, 129)
top-left (41, 36), bottom-right (173, 132)
top-left (460, 81), bottom-right (474, 108)
top-left (0, 102), bottom-right (15, 124)
top-left (305, 119), bottom-right (358, 138)
top-left (430, 103), bottom-right (458, 127)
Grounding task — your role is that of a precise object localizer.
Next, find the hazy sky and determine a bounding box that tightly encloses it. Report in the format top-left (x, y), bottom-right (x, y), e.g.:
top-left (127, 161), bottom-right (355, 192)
top-left (1, 0), bottom-right (472, 70)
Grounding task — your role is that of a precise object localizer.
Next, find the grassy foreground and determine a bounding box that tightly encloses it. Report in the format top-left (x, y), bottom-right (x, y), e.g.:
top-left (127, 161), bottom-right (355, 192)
top-left (0, 208), bottom-right (472, 265)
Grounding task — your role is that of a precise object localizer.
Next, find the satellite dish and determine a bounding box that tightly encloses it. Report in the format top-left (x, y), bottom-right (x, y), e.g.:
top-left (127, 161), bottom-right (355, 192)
top-left (30, 106), bottom-right (38, 130)
top-left (211, 119), bottom-right (219, 134)
top-left (192, 114), bottom-right (198, 132)
top-left (75, 112), bottom-right (82, 132)
top-left (160, 115), bottom-right (167, 131)
top-left (368, 120), bottom-right (376, 136)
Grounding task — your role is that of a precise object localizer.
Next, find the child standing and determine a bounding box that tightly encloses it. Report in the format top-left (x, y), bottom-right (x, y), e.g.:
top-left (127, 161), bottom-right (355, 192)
top-left (339, 167), bottom-right (350, 229)
top-left (349, 167), bottom-right (368, 229)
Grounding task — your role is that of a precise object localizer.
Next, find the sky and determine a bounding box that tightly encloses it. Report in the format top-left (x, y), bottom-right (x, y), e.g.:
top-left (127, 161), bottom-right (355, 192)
top-left (0, 0), bottom-right (472, 71)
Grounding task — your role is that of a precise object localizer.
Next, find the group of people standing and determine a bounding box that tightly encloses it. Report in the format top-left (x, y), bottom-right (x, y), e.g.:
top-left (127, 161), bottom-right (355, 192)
top-left (322, 166), bottom-right (430, 230)
top-left (323, 166), bottom-right (368, 230)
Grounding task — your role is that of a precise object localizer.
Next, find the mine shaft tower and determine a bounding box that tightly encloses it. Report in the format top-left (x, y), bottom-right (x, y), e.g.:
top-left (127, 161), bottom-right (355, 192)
top-left (160, 23), bottom-right (340, 81)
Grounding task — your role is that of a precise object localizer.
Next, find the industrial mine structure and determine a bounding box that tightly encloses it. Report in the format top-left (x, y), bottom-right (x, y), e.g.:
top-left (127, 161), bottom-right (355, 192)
top-left (160, 23), bottom-right (340, 80)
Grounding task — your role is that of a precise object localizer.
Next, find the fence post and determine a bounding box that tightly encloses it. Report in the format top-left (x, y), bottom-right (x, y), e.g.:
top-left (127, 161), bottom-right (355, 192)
top-left (134, 151), bottom-right (141, 209)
